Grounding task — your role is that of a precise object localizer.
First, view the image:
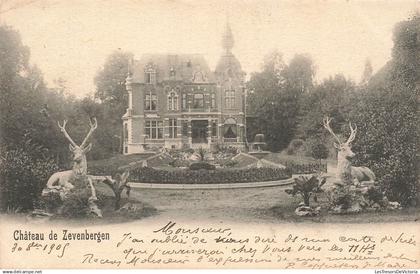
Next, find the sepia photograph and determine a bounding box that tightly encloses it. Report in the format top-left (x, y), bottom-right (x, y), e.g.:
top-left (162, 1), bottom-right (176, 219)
top-left (0, 0), bottom-right (419, 271)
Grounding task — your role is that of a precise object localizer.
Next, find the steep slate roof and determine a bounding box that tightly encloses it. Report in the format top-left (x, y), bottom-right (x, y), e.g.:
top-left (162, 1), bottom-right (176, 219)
top-left (131, 54), bottom-right (216, 84)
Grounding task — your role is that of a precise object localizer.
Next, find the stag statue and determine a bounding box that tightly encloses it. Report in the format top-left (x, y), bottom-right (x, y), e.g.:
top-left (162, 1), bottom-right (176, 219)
top-left (42, 118), bottom-right (102, 217)
top-left (323, 117), bottom-right (375, 186)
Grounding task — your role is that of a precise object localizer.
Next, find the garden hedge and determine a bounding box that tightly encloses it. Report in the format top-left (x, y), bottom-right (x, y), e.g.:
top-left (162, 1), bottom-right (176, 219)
top-left (285, 162), bottom-right (327, 174)
top-left (189, 162), bottom-right (216, 170)
top-left (130, 167), bottom-right (291, 184)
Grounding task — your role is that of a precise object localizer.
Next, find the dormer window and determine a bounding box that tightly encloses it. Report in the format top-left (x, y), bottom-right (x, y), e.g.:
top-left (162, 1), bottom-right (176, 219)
top-left (144, 65), bottom-right (156, 84)
top-left (145, 73), bottom-right (153, 84)
top-left (192, 71), bottom-right (206, 83)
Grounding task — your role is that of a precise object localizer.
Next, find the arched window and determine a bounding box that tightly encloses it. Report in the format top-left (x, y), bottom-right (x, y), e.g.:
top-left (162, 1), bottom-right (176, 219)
top-left (167, 90), bottom-right (178, 111)
top-left (224, 118), bottom-right (237, 139)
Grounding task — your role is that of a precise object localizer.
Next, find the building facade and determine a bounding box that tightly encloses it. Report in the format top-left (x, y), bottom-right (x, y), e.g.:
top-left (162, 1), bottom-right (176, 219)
top-left (122, 23), bottom-right (246, 154)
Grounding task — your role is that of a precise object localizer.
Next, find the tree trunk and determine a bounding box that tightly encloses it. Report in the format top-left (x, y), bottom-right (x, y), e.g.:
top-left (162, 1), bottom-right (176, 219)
top-left (115, 192), bottom-right (121, 210)
top-left (303, 193), bottom-right (310, 206)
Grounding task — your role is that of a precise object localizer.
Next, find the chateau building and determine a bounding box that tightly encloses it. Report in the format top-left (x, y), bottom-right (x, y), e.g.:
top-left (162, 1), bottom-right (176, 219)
top-left (122, 23), bottom-right (246, 154)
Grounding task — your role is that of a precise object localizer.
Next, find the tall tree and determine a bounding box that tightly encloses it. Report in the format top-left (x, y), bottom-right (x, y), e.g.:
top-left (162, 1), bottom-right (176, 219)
top-left (94, 50), bottom-right (133, 155)
top-left (94, 50), bottom-right (133, 104)
top-left (298, 74), bottom-right (355, 139)
top-left (0, 25), bottom-right (86, 165)
top-left (282, 54), bottom-right (315, 94)
top-left (360, 58), bottom-right (373, 86)
top-left (246, 52), bottom-right (315, 151)
top-left (0, 25), bottom-right (44, 149)
top-left (350, 15), bottom-right (419, 206)
top-left (0, 25), bottom-right (62, 210)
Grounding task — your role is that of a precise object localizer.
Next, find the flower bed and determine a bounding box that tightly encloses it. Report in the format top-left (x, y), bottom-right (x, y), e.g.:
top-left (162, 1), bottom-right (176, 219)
top-left (189, 162), bottom-right (216, 170)
top-left (130, 167), bottom-right (291, 184)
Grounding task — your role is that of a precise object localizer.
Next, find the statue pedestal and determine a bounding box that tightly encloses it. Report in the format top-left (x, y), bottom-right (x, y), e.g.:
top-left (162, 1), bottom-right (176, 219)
top-left (41, 176), bottom-right (102, 218)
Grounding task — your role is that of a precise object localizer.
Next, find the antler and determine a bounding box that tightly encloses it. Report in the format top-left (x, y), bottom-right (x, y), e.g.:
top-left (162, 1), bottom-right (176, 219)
top-left (345, 122), bottom-right (357, 144)
top-left (322, 116), bottom-right (342, 145)
top-left (57, 120), bottom-right (78, 147)
top-left (80, 117), bottom-right (98, 148)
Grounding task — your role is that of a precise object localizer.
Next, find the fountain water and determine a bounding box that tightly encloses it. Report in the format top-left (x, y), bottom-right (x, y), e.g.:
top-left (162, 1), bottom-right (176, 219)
top-left (248, 134), bottom-right (271, 167)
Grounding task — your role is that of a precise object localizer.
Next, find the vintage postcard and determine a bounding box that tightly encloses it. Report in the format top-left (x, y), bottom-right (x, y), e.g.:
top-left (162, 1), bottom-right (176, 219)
top-left (0, 0), bottom-right (419, 271)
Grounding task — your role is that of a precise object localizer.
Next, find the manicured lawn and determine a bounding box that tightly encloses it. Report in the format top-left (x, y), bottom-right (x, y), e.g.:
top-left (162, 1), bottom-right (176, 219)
top-left (94, 182), bottom-right (420, 224)
top-left (263, 152), bottom-right (321, 165)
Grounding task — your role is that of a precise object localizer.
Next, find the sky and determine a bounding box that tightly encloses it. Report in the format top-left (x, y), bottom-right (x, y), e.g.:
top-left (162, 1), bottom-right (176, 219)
top-left (1, 0), bottom-right (419, 98)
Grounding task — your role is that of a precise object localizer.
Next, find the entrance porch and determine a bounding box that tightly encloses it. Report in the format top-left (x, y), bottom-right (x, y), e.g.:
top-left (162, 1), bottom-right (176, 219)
top-left (191, 120), bottom-right (208, 144)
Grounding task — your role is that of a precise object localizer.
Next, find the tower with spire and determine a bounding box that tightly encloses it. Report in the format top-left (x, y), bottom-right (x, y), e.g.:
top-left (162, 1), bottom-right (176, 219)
top-left (215, 20), bottom-right (246, 145)
top-left (216, 21), bottom-right (245, 80)
top-left (222, 21), bottom-right (235, 55)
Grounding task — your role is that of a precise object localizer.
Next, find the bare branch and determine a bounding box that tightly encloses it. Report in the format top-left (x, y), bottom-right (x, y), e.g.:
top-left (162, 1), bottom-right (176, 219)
top-left (81, 117), bottom-right (98, 148)
top-left (57, 120), bottom-right (78, 147)
top-left (322, 116), bottom-right (342, 145)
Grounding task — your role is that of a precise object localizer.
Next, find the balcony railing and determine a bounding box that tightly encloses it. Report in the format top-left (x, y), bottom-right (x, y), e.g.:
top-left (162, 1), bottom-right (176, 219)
top-left (223, 138), bottom-right (238, 143)
top-left (184, 107), bottom-right (218, 113)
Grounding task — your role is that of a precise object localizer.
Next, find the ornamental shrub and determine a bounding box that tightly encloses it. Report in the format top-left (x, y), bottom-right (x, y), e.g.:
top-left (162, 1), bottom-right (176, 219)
top-left (0, 145), bottom-right (58, 212)
top-left (285, 175), bottom-right (326, 206)
top-left (310, 142), bottom-right (329, 163)
top-left (286, 139), bottom-right (304, 155)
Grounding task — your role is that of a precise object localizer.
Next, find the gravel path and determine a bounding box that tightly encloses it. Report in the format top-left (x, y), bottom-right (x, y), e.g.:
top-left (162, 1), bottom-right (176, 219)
top-left (127, 184), bottom-right (295, 224)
